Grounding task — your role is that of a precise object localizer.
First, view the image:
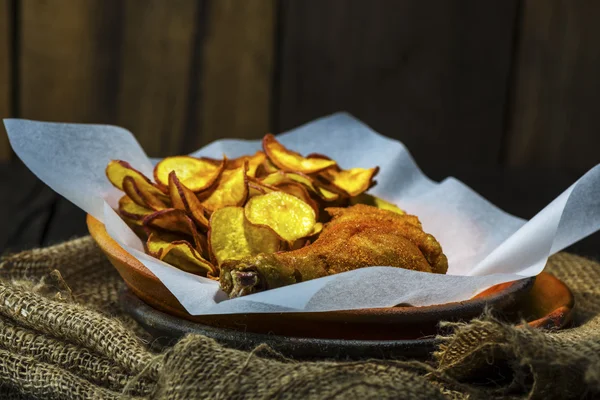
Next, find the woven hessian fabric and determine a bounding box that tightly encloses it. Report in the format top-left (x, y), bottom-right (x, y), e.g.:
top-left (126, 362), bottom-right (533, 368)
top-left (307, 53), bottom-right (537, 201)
top-left (0, 236), bottom-right (598, 399)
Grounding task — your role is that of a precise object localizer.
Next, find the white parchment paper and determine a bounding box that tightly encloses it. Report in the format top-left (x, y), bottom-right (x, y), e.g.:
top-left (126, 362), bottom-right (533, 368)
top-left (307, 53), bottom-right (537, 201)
top-left (4, 113), bottom-right (600, 315)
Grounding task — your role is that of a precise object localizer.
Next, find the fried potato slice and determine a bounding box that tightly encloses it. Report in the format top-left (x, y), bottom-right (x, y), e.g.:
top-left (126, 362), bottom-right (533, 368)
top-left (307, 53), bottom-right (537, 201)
top-left (168, 172), bottom-right (209, 229)
top-left (208, 206), bottom-right (280, 266)
top-left (154, 156), bottom-right (225, 192)
top-left (106, 160), bottom-right (167, 199)
top-left (349, 193), bottom-right (405, 215)
top-left (227, 151), bottom-right (266, 177)
top-left (286, 172), bottom-right (341, 202)
top-left (142, 208), bottom-right (204, 250)
top-left (200, 162), bottom-right (248, 212)
top-left (263, 134), bottom-right (337, 174)
top-left (118, 195), bottom-right (154, 221)
top-left (254, 157), bottom-right (279, 178)
top-left (244, 191), bottom-right (317, 243)
top-left (146, 232), bottom-right (216, 276)
top-left (247, 178), bottom-right (278, 199)
top-left (319, 166), bottom-right (379, 196)
top-left (273, 182), bottom-right (319, 218)
top-left (260, 171), bottom-right (340, 202)
top-left (122, 176), bottom-right (168, 211)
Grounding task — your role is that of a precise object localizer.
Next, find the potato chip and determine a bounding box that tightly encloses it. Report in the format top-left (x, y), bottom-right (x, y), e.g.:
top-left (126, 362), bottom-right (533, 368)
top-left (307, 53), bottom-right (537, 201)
top-left (260, 171), bottom-right (339, 202)
top-left (200, 162), bottom-right (248, 212)
top-left (263, 134), bottom-right (337, 174)
top-left (146, 233), bottom-right (216, 276)
top-left (122, 176), bottom-right (147, 207)
top-left (122, 176), bottom-right (168, 211)
top-left (349, 193), bottom-right (405, 215)
top-left (142, 208), bottom-right (204, 250)
top-left (254, 157), bottom-right (279, 178)
top-left (106, 160), bottom-right (167, 199)
top-left (118, 195), bottom-right (154, 221)
top-left (154, 156), bottom-right (224, 192)
top-left (245, 191), bottom-right (317, 243)
top-left (286, 172), bottom-right (341, 202)
top-left (208, 206), bottom-right (280, 266)
top-left (247, 178), bottom-right (278, 199)
top-left (168, 172), bottom-right (209, 229)
top-left (227, 151), bottom-right (266, 177)
top-left (272, 182), bottom-right (319, 218)
top-left (319, 166), bottom-right (379, 196)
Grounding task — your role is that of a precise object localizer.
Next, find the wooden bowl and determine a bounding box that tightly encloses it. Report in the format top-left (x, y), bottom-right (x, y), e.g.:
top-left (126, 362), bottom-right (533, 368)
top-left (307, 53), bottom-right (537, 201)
top-left (119, 271), bottom-right (573, 359)
top-left (88, 214), bottom-right (536, 340)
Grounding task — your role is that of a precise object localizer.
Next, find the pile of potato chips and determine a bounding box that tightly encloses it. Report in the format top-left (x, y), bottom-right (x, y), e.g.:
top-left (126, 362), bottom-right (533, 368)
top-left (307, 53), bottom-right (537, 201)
top-left (106, 134), bottom-right (395, 278)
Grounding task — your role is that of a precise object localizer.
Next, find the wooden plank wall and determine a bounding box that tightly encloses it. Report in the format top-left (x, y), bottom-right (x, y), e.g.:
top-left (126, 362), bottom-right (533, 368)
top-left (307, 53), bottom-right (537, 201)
top-left (277, 0), bottom-right (518, 168)
top-left (0, 0), bottom-right (11, 160)
top-left (1, 0), bottom-right (599, 172)
top-left (504, 0), bottom-right (600, 172)
top-left (4, 0), bottom-right (275, 160)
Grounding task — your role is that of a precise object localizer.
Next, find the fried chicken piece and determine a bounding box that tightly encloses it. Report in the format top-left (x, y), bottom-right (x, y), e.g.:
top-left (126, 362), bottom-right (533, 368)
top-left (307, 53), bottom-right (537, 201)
top-left (220, 204), bottom-right (448, 298)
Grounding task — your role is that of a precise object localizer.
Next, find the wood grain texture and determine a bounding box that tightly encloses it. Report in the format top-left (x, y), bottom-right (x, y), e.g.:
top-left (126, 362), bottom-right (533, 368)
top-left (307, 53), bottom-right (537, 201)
top-left (197, 0), bottom-right (276, 148)
top-left (277, 0), bottom-right (518, 168)
top-left (20, 0), bottom-right (121, 123)
top-left (504, 0), bottom-right (600, 171)
top-left (116, 0), bottom-right (199, 157)
top-left (0, 0), bottom-right (12, 161)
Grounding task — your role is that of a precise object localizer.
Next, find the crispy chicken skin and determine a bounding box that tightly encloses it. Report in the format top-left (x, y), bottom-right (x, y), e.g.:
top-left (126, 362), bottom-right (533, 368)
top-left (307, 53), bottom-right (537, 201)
top-left (220, 204), bottom-right (448, 298)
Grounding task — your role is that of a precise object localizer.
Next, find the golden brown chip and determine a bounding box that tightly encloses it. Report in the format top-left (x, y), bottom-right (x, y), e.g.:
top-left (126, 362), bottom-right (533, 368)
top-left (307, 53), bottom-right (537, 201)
top-left (272, 182), bottom-right (319, 218)
top-left (319, 166), bottom-right (379, 196)
top-left (254, 157), bottom-right (280, 178)
top-left (106, 160), bottom-right (167, 199)
top-left (200, 162), bottom-right (248, 212)
top-left (154, 156), bottom-right (225, 192)
top-left (349, 193), bottom-right (405, 215)
top-left (227, 151), bottom-right (266, 178)
top-left (247, 178), bottom-right (278, 199)
top-left (142, 208), bottom-right (204, 251)
top-left (122, 176), bottom-right (168, 211)
top-left (260, 171), bottom-right (339, 202)
top-left (118, 195), bottom-right (154, 221)
top-left (208, 206), bottom-right (280, 266)
top-left (168, 171), bottom-right (209, 229)
top-left (244, 191), bottom-right (317, 243)
top-left (263, 134), bottom-right (337, 174)
top-left (146, 233), bottom-right (216, 276)
top-left (286, 172), bottom-right (341, 202)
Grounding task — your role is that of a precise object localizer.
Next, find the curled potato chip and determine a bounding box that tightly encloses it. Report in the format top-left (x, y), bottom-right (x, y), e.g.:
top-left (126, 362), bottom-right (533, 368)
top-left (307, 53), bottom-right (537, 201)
top-left (286, 172), bottom-right (341, 202)
top-left (245, 191), bottom-right (316, 243)
top-left (154, 156), bottom-right (225, 192)
top-left (168, 172), bottom-right (209, 229)
top-left (107, 160), bottom-right (167, 199)
top-left (122, 176), bottom-right (168, 211)
top-left (147, 233), bottom-right (216, 276)
top-left (263, 134), bottom-right (337, 173)
top-left (254, 157), bottom-right (279, 178)
top-left (262, 171), bottom-right (340, 202)
top-left (350, 193), bottom-right (405, 215)
top-left (118, 195), bottom-right (154, 220)
top-left (227, 151), bottom-right (266, 177)
top-left (208, 206), bottom-right (280, 266)
top-left (143, 208), bottom-right (204, 251)
top-left (319, 166), bottom-right (379, 196)
top-left (200, 162), bottom-right (248, 212)
top-left (272, 182), bottom-right (319, 218)
top-left (247, 178), bottom-right (278, 199)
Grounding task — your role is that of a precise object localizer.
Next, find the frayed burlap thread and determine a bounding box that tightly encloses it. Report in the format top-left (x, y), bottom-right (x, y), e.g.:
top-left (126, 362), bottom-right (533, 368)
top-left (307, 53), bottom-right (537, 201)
top-left (0, 238), bottom-right (598, 399)
top-left (435, 253), bottom-right (600, 399)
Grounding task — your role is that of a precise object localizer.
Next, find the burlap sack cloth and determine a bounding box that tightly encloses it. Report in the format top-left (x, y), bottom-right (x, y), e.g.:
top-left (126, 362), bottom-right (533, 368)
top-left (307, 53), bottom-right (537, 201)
top-left (0, 237), bottom-right (598, 399)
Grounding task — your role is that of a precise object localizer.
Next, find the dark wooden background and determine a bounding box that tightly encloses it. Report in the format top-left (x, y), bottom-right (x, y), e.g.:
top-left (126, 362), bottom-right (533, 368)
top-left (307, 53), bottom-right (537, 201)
top-left (2, 0), bottom-right (599, 171)
top-left (1, 0), bottom-right (600, 255)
